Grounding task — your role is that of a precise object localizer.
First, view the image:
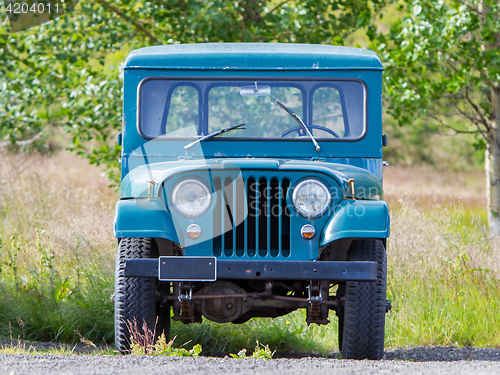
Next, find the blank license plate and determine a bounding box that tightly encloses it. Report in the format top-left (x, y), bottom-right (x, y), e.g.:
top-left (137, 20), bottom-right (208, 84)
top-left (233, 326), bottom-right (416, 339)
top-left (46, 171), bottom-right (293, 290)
top-left (158, 256), bottom-right (217, 282)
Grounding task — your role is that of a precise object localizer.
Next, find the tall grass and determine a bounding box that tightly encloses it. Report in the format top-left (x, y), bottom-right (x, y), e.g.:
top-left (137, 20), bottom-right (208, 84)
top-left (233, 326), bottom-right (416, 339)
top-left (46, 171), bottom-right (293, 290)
top-left (0, 153), bottom-right (116, 343)
top-left (0, 152), bottom-right (499, 351)
top-left (385, 200), bottom-right (500, 347)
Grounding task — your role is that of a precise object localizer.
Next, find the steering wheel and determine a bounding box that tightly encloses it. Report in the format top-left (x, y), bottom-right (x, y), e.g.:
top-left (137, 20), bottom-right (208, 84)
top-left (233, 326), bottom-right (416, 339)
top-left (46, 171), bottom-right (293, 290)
top-left (279, 124), bottom-right (340, 138)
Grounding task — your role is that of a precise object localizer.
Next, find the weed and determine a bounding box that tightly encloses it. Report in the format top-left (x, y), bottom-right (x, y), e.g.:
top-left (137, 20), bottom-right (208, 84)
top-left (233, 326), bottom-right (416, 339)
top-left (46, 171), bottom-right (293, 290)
top-left (0, 342), bottom-right (31, 355)
top-left (231, 348), bottom-right (248, 359)
top-left (152, 333), bottom-right (202, 357)
top-left (74, 329), bottom-right (97, 349)
top-left (125, 318), bottom-right (202, 356)
top-left (125, 318), bottom-right (157, 355)
top-left (230, 340), bottom-right (276, 359)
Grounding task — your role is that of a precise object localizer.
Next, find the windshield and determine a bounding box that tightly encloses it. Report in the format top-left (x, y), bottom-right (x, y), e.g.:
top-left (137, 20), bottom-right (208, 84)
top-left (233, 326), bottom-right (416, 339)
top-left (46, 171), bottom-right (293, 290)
top-left (139, 79), bottom-right (365, 140)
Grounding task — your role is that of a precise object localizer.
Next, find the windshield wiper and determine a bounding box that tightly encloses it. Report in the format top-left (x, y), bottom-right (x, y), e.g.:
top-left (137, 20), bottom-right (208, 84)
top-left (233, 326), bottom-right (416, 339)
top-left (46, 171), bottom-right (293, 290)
top-left (276, 100), bottom-right (320, 152)
top-left (184, 123), bottom-right (246, 151)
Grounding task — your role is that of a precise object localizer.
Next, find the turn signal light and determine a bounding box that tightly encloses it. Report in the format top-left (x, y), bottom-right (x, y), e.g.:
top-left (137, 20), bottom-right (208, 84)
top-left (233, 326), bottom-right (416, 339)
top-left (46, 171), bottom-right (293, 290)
top-left (300, 224), bottom-right (316, 239)
top-left (186, 224), bottom-right (202, 239)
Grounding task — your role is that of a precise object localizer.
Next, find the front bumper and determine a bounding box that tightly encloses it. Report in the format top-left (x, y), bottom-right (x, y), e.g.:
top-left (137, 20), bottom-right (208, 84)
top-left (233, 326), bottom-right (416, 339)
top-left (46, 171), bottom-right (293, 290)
top-left (124, 258), bottom-right (377, 282)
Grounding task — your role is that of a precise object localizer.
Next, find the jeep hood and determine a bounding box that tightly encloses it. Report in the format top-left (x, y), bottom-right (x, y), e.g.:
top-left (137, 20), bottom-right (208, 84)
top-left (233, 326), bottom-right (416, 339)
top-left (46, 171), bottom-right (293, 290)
top-left (119, 159), bottom-right (383, 200)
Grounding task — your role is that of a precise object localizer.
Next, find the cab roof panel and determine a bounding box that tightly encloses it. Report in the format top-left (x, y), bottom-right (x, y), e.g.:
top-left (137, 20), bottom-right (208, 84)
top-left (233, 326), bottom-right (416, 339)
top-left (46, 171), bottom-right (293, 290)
top-left (124, 43), bottom-right (383, 71)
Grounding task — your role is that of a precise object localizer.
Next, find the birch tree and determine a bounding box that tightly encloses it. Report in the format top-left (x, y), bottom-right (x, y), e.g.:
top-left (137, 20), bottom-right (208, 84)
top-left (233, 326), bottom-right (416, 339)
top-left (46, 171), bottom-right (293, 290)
top-left (376, 0), bottom-right (500, 233)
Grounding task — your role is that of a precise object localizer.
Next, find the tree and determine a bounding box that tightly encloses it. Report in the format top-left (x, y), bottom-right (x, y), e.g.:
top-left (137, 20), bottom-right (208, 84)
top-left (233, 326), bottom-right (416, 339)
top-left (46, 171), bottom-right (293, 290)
top-left (0, 0), bottom-right (387, 184)
top-left (375, 0), bottom-right (500, 233)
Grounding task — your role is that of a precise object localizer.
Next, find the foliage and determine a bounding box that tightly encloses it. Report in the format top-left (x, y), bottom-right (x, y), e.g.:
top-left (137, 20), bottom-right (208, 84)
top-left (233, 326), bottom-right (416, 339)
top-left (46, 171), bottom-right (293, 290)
top-left (374, 0), bottom-right (500, 144)
top-left (151, 334), bottom-right (202, 357)
top-left (372, 0), bottom-right (500, 230)
top-left (0, 0), bottom-right (388, 183)
top-left (230, 340), bottom-right (276, 359)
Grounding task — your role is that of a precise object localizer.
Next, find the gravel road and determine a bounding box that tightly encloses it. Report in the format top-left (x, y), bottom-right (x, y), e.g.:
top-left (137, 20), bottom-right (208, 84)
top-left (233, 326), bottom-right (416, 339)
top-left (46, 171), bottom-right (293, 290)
top-left (1, 347), bottom-right (500, 375)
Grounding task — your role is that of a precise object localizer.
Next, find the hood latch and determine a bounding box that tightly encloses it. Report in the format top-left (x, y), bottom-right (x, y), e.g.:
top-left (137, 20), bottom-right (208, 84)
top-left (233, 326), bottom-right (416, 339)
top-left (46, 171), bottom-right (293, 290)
top-left (347, 178), bottom-right (356, 200)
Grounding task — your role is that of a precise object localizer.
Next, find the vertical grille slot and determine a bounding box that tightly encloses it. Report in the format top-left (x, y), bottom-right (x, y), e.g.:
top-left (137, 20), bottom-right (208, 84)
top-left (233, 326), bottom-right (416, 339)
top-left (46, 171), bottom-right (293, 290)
top-left (270, 178), bottom-right (279, 257)
top-left (281, 179), bottom-right (291, 257)
top-left (235, 178), bottom-right (246, 257)
top-left (258, 178), bottom-right (268, 257)
top-left (223, 178), bottom-right (234, 257)
top-left (247, 178), bottom-right (257, 257)
top-left (213, 175), bottom-right (291, 258)
top-left (212, 177), bottom-right (222, 257)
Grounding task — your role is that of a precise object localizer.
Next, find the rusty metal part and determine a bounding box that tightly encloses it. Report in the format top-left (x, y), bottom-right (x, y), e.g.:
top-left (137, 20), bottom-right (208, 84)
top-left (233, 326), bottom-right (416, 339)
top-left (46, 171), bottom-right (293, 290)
top-left (147, 180), bottom-right (155, 199)
top-left (165, 292), bottom-right (338, 307)
top-left (309, 301), bottom-right (321, 321)
top-left (172, 282), bottom-right (181, 317)
top-left (306, 282), bottom-right (321, 324)
top-left (347, 178), bottom-right (355, 199)
top-left (319, 280), bottom-right (331, 324)
top-left (306, 281), bottom-right (331, 325)
top-left (170, 280), bottom-right (341, 325)
top-left (198, 281), bottom-right (247, 323)
top-left (180, 298), bottom-right (193, 320)
top-left (173, 282), bottom-right (197, 323)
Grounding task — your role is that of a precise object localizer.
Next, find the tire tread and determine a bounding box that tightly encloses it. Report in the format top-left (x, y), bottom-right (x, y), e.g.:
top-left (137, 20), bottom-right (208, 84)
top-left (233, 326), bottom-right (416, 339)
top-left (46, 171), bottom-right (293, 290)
top-left (341, 239), bottom-right (386, 360)
top-left (114, 238), bottom-right (157, 353)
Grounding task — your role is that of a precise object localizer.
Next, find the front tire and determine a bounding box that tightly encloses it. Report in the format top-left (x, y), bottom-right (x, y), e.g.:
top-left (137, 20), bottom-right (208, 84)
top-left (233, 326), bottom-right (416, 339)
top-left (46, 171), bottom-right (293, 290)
top-left (338, 239), bottom-right (387, 360)
top-left (114, 238), bottom-right (169, 353)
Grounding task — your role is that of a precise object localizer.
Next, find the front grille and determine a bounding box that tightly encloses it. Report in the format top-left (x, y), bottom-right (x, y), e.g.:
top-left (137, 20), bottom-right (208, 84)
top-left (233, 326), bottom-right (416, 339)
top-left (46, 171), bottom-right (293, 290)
top-left (212, 176), bottom-right (291, 258)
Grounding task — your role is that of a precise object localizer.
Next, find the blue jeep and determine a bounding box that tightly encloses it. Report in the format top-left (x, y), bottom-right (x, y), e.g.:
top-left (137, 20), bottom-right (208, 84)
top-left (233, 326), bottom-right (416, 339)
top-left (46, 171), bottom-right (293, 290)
top-left (114, 43), bottom-right (390, 359)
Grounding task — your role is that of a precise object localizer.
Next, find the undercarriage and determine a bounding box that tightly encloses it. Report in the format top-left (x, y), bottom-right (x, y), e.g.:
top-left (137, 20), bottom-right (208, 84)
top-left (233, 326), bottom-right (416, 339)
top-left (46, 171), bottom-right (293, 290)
top-left (166, 279), bottom-right (334, 325)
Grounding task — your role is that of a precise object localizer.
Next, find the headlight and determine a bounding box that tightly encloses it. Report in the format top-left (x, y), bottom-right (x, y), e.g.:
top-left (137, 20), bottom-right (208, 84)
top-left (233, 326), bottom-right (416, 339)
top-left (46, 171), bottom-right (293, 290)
top-left (172, 179), bottom-right (211, 218)
top-left (292, 179), bottom-right (331, 219)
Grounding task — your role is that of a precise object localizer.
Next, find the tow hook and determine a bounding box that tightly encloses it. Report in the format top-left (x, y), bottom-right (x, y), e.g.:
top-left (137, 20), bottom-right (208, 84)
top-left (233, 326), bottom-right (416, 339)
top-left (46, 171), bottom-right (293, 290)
top-left (386, 299), bottom-right (392, 313)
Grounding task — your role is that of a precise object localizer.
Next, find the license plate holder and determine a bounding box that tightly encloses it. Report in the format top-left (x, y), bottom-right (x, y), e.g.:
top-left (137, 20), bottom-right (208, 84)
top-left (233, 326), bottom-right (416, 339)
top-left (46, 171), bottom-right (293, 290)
top-left (158, 256), bottom-right (217, 282)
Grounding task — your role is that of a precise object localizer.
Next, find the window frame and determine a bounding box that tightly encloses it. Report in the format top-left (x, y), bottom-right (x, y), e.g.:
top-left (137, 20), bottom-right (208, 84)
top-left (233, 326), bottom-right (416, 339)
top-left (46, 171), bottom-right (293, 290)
top-left (137, 76), bottom-right (368, 143)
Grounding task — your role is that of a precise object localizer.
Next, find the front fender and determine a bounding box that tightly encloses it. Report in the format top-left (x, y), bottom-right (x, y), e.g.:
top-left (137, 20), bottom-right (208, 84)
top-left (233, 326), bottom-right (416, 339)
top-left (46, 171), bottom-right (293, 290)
top-left (320, 200), bottom-right (390, 246)
top-left (114, 199), bottom-right (179, 242)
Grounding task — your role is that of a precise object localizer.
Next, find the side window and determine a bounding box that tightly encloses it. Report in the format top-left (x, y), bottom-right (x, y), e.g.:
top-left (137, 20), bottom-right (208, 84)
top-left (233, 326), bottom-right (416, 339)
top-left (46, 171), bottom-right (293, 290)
top-left (165, 86), bottom-right (199, 136)
top-left (140, 81), bottom-right (199, 138)
top-left (312, 87), bottom-right (345, 138)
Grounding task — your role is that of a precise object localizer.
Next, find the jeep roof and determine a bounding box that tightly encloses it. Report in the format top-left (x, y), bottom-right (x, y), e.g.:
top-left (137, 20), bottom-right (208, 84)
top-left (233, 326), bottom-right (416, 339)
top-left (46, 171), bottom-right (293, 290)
top-left (124, 43), bottom-right (383, 71)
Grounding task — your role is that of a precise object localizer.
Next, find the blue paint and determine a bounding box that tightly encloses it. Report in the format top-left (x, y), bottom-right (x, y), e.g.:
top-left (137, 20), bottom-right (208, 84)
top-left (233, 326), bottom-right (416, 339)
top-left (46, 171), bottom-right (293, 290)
top-left (320, 200), bottom-right (390, 246)
top-left (115, 43), bottom-right (389, 260)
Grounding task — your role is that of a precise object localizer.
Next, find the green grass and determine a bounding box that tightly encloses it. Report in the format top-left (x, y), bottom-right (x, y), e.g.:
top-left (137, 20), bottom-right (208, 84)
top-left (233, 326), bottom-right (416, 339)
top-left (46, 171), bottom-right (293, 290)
top-left (172, 310), bottom-right (339, 355)
top-left (0, 154), bottom-right (116, 345)
top-left (385, 200), bottom-right (500, 348)
top-left (0, 339), bottom-right (116, 355)
top-left (0, 230), bottom-right (114, 344)
top-left (386, 270), bottom-right (500, 348)
top-left (1, 153), bottom-right (499, 354)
